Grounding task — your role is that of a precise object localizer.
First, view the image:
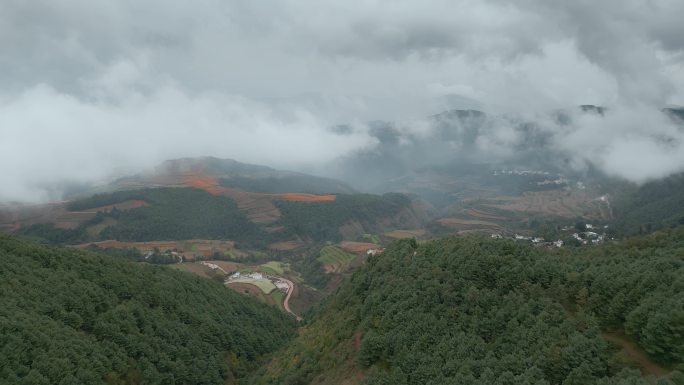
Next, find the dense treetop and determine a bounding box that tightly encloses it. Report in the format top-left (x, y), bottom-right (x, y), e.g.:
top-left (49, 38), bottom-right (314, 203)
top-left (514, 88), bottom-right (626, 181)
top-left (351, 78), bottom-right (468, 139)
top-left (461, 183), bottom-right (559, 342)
top-left (250, 229), bottom-right (684, 385)
top-left (0, 235), bottom-right (296, 385)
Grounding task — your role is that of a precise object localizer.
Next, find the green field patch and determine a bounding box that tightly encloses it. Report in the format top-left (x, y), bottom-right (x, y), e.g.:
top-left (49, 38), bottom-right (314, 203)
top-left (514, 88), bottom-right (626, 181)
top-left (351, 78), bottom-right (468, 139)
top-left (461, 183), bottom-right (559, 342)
top-left (261, 261), bottom-right (287, 275)
top-left (228, 277), bottom-right (276, 293)
top-left (85, 218), bottom-right (117, 238)
top-left (270, 289), bottom-right (285, 311)
top-left (317, 245), bottom-right (357, 272)
top-left (363, 233), bottom-right (381, 244)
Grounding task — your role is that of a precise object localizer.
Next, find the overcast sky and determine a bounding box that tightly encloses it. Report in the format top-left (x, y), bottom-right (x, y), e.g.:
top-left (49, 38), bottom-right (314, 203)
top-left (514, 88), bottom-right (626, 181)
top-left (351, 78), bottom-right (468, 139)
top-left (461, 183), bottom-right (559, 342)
top-left (1, 0), bottom-right (684, 201)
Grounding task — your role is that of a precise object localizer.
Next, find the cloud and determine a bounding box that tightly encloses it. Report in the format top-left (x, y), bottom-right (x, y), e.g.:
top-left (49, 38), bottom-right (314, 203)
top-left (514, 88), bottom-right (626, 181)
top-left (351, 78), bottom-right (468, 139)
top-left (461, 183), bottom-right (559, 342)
top-left (0, 0), bottom-right (683, 200)
top-left (0, 81), bottom-right (372, 201)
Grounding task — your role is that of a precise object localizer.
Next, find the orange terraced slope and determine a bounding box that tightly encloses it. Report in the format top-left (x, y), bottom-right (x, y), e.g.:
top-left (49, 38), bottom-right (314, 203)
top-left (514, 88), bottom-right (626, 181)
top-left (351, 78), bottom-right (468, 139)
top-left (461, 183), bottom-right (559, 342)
top-left (271, 193), bottom-right (336, 201)
top-left (179, 176), bottom-right (336, 224)
top-left (181, 176), bottom-right (336, 201)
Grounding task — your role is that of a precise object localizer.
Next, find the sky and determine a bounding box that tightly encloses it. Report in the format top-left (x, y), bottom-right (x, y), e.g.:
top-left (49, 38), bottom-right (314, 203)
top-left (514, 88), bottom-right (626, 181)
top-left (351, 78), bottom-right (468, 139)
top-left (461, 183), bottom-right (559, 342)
top-left (1, 0), bottom-right (684, 201)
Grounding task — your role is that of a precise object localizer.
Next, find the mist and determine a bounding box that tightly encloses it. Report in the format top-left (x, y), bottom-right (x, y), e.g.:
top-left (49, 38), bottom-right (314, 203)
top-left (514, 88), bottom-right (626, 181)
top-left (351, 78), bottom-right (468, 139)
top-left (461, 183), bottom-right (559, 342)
top-left (1, 0), bottom-right (683, 201)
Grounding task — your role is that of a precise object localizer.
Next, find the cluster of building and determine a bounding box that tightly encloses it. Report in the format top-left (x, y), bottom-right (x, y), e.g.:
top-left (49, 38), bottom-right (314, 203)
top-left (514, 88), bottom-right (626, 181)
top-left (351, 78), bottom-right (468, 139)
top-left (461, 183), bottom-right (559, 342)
top-left (493, 233), bottom-right (565, 248)
top-left (492, 222), bottom-right (611, 248)
top-left (274, 280), bottom-right (289, 291)
top-left (228, 271), bottom-right (263, 280)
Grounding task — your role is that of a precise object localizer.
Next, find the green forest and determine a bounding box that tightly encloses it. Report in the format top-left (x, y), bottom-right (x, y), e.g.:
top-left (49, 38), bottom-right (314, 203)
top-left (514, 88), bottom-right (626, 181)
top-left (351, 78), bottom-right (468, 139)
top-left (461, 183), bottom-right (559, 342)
top-left (611, 174), bottom-right (684, 236)
top-left (19, 188), bottom-right (268, 247)
top-left (250, 228), bottom-right (684, 385)
top-left (17, 188), bottom-right (416, 248)
top-left (0, 235), bottom-right (296, 385)
top-left (275, 193), bottom-right (412, 242)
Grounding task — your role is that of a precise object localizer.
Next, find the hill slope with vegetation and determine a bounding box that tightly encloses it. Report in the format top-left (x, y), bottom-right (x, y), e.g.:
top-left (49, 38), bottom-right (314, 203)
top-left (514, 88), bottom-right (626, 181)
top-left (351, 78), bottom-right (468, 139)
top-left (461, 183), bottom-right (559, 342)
top-left (0, 235), bottom-right (296, 384)
top-left (250, 229), bottom-right (684, 385)
top-left (18, 188), bottom-right (268, 247)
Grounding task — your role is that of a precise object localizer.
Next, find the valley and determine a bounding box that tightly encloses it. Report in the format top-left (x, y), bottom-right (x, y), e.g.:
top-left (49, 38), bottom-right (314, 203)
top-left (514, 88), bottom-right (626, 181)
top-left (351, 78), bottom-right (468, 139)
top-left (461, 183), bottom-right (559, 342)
top-left (1, 156), bottom-right (683, 385)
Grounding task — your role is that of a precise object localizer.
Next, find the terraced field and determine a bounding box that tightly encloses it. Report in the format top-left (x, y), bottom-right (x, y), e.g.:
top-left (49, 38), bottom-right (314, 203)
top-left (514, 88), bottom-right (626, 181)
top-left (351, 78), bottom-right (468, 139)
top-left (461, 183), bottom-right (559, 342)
top-left (261, 261), bottom-right (287, 275)
top-left (337, 241), bottom-right (380, 254)
top-left (227, 277), bottom-right (276, 293)
top-left (72, 239), bottom-right (237, 260)
top-left (483, 190), bottom-right (610, 220)
top-left (318, 245), bottom-right (358, 273)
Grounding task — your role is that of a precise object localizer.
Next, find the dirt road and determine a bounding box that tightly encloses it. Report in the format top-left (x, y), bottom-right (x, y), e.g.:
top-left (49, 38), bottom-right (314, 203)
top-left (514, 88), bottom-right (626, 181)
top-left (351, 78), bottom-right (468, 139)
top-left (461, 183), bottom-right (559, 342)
top-left (279, 278), bottom-right (302, 321)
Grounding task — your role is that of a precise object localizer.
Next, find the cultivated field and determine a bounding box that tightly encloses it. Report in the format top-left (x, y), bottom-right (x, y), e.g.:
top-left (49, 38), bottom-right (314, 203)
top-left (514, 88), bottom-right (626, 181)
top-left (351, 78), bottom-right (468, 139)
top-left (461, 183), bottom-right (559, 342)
top-left (271, 193), bottom-right (336, 202)
top-left (72, 239), bottom-right (237, 259)
top-left (261, 261), bottom-right (287, 275)
top-left (227, 277), bottom-right (276, 293)
top-left (437, 218), bottom-right (502, 230)
top-left (483, 190), bottom-right (610, 220)
top-left (170, 263), bottom-right (214, 278)
top-left (318, 246), bottom-right (357, 273)
top-left (337, 241), bottom-right (380, 254)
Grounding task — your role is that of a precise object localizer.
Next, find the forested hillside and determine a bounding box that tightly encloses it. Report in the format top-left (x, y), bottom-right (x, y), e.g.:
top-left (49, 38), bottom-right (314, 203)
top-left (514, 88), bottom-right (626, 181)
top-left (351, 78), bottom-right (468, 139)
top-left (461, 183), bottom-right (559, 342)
top-left (250, 229), bottom-right (684, 385)
top-left (19, 188), bottom-right (267, 247)
top-left (611, 173), bottom-right (684, 236)
top-left (276, 193), bottom-right (417, 242)
top-left (16, 188), bottom-right (423, 248)
top-left (0, 235), bottom-right (296, 384)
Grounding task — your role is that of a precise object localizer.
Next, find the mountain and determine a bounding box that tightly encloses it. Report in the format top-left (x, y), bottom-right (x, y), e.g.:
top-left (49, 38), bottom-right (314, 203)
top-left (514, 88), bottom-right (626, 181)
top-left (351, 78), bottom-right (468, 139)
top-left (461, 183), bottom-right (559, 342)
top-left (7, 157), bottom-right (431, 251)
top-left (0, 235), bottom-right (296, 384)
top-left (249, 230), bottom-right (684, 385)
top-left (107, 157), bottom-right (356, 196)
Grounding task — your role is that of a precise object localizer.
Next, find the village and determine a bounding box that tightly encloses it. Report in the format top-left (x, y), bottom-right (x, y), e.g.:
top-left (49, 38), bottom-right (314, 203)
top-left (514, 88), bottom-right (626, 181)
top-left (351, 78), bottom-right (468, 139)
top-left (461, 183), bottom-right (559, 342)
top-left (491, 222), bottom-right (612, 248)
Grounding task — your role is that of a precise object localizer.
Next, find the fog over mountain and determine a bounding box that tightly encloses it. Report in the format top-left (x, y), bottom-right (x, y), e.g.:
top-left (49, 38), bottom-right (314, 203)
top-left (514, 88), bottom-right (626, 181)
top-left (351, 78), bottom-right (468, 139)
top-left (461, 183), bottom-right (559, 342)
top-left (1, 0), bottom-right (684, 201)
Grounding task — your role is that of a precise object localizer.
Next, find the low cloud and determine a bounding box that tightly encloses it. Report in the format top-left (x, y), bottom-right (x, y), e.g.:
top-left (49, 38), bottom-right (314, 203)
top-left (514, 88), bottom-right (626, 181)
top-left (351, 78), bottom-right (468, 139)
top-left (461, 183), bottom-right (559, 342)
top-left (1, 0), bottom-right (683, 201)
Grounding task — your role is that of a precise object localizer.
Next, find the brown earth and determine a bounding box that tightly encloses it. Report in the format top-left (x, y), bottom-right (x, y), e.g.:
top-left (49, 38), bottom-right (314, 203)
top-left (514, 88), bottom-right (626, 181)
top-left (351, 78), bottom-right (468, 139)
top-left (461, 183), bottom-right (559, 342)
top-left (465, 208), bottom-right (506, 220)
top-left (181, 176), bottom-right (281, 224)
top-left (483, 190), bottom-right (610, 220)
top-left (226, 282), bottom-right (273, 305)
top-left (170, 263), bottom-right (213, 278)
top-left (204, 260), bottom-right (241, 272)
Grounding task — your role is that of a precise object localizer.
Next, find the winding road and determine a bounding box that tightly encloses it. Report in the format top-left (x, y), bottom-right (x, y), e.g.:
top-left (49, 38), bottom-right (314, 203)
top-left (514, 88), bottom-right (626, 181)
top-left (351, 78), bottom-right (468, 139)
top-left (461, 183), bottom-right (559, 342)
top-left (279, 277), bottom-right (302, 321)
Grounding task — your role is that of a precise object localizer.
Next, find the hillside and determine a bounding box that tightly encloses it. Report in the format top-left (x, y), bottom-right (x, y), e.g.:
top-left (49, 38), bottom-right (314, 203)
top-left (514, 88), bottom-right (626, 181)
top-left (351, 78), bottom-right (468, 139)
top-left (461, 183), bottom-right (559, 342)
top-left (109, 157), bottom-right (356, 196)
top-left (16, 187), bottom-right (269, 247)
top-left (0, 235), bottom-right (296, 384)
top-left (249, 230), bottom-right (684, 385)
top-left (15, 187), bottom-right (428, 251)
top-left (610, 173), bottom-right (684, 235)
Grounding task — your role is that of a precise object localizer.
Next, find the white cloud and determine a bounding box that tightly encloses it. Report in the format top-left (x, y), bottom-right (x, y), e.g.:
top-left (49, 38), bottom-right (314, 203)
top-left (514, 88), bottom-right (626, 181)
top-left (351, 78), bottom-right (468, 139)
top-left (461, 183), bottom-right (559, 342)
top-left (0, 0), bottom-right (683, 200)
